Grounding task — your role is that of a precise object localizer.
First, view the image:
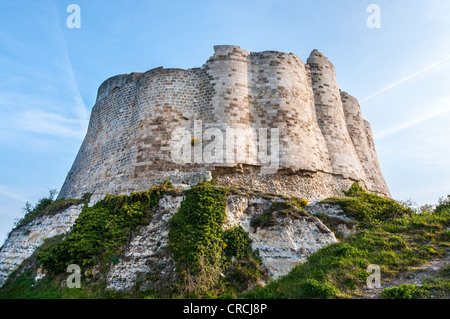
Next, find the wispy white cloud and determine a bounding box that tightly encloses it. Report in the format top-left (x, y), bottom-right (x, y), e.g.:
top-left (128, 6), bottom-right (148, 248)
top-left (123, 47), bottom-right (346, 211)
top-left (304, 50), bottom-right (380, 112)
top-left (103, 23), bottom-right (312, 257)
top-left (374, 97), bottom-right (450, 139)
top-left (13, 110), bottom-right (87, 139)
top-left (0, 185), bottom-right (27, 203)
top-left (361, 55), bottom-right (450, 103)
top-left (49, 0), bottom-right (89, 133)
top-left (0, 1), bottom-right (89, 142)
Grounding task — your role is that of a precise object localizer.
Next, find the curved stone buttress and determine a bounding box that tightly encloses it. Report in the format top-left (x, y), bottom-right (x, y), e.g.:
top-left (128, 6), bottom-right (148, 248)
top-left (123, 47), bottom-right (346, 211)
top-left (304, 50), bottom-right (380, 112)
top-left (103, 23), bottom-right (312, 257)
top-left (341, 91), bottom-right (391, 197)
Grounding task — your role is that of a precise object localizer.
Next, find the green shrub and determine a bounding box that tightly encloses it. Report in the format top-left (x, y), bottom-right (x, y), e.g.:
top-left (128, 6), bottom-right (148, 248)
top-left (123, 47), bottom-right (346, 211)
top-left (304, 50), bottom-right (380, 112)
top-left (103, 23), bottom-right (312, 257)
top-left (435, 195), bottom-right (450, 214)
top-left (222, 226), bottom-right (266, 292)
top-left (292, 197), bottom-right (308, 209)
top-left (168, 181), bottom-right (267, 297)
top-left (382, 284), bottom-right (428, 299)
top-left (37, 181), bottom-right (169, 274)
top-left (300, 279), bottom-right (340, 299)
top-left (224, 257), bottom-right (265, 293)
top-left (14, 189), bottom-right (58, 229)
top-left (223, 226), bottom-right (252, 260)
top-left (343, 182), bottom-right (366, 197)
top-left (168, 180), bottom-right (227, 275)
top-left (250, 212), bottom-right (276, 230)
top-left (250, 198), bottom-right (309, 232)
top-left (322, 182), bottom-right (413, 225)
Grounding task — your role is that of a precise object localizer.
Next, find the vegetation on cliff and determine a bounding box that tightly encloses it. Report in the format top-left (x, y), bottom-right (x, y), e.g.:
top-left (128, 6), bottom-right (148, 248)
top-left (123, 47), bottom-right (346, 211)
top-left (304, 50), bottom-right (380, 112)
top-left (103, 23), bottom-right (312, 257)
top-left (0, 182), bottom-right (449, 299)
top-left (168, 180), bottom-right (267, 298)
top-left (0, 181), bottom-right (171, 298)
top-left (36, 181), bottom-right (169, 274)
top-left (0, 180), bottom-right (266, 299)
top-left (12, 189), bottom-right (88, 231)
top-left (242, 184), bottom-right (450, 299)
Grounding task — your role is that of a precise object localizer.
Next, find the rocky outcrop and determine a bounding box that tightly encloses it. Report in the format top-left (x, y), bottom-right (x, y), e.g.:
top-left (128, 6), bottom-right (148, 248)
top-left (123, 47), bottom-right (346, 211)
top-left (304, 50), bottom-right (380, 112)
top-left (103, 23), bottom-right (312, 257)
top-left (0, 204), bottom-right (84, 286)
top-left (306, 202), bottom-right (359, 238)
top-left (0, 192), bottom-right (341, 291)
top-left (225, 195), bottom-right (337, 279)
top-left (106, 195), bottom-right (183, 292)
top-left (105, 193), bottom-right (339, 291)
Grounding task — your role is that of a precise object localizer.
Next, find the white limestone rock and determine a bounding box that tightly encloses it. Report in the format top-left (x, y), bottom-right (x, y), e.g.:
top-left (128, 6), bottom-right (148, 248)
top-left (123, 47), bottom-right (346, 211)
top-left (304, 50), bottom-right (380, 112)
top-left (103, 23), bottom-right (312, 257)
top-left (225, 195), bottom-right (338, 279)
top-left (105, 195), bottom-right (183, 292)
top-left (0, 204), bottom-right (84, 286)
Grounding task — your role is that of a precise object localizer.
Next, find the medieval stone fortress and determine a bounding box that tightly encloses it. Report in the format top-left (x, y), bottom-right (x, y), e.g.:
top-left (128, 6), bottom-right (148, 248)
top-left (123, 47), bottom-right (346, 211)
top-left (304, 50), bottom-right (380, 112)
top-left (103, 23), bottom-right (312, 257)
top-left (58, 45), bottom-right (390, 201)
top-left (0, 45), bottom-right (394, 291)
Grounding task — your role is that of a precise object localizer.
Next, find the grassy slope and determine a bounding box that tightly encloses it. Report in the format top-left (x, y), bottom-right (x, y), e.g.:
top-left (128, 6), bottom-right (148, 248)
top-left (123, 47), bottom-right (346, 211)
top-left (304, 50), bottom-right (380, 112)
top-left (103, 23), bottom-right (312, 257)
top-left (242, 185), bottom-right (450, 299)
top-left (1, 182), bottom-right (449, 299)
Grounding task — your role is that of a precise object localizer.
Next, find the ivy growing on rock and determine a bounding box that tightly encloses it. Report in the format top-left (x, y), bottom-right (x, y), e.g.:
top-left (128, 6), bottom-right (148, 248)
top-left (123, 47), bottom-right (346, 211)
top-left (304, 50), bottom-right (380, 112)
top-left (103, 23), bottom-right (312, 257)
top-left (36, 180), bottom-right (170, 274)
top-left (223, 226), bottom-right (252, 260)
top-left (168, 180), bottom-right (266, 297)
top-left (169, 181), bottom-right (227, 273)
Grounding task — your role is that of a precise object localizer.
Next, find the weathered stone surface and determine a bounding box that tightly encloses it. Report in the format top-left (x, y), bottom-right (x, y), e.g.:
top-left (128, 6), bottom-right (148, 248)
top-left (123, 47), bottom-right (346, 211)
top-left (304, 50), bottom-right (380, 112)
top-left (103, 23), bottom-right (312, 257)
top-left (0, 204), bottom-right (84, 286)
top-left (306, 202), bottom-right (351, 221)
top-left (57, 45), bottom-right (390, 201)
top-left (0, 193), bottom-right (339, 290)
top-left (105, 195), bottom-right (183, 292)
top-left (341, 91), bottom-right (390, 197)
top-left (225, 195), bottom-right (338, 279)
top-left (306, 202), bottom-right (359, 238)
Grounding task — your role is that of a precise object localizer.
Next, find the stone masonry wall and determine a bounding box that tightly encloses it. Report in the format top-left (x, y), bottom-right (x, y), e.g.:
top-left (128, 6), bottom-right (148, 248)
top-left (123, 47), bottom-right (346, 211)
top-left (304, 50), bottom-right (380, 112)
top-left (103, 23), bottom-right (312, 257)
top-left (341, 91), bottom-right (391, 197)
top-left (307, 50), bottom-right (365, 180)
top-left (58, 45), bottom-right (390, 201)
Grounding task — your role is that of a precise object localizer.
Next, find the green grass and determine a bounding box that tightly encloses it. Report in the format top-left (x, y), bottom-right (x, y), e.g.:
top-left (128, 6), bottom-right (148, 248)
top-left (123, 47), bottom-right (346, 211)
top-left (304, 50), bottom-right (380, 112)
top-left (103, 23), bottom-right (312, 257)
top-left (382, 280), bottom-right (450, 299)
top-left (242, 183), bottom-right (450, 299)
top-left (2, 182), bottom-right (449, 299)
top-left (382, 284), bottom-right (428, 299)
top-left (382, 263), bottom-right (450, 299)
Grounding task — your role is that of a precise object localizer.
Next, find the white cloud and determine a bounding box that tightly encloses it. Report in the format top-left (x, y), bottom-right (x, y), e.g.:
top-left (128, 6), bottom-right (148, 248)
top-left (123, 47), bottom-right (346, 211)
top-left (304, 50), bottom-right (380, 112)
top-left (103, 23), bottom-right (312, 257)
top-left (13, 110), bottom-right (87, 139)
top-left (49, 0), bottom-right (89, 132)
top-left (374, 97), bottom-right (450, 139)
top-left (361, 55), bottom-right (450, 103)
top-left (0, 185), bottom-right (27, 203)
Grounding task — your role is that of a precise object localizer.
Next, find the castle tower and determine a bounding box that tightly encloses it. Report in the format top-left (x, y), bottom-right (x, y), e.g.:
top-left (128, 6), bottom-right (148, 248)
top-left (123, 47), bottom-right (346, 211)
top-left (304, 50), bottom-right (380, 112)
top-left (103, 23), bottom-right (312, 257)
top-left (247, 51), bottom-right (332, 172)
top-left (363, 120), bottom-right (391, 197)
top-left (57, 45), bottom-right (391, 201)
top-left (202, 45), bottom-right (257, 166)
top-left (307, 50), bottom-right (366, 181)
top-left (59, 73), bottom-right (143, 198)
top-left (340, 91), bottom-right (390, 196)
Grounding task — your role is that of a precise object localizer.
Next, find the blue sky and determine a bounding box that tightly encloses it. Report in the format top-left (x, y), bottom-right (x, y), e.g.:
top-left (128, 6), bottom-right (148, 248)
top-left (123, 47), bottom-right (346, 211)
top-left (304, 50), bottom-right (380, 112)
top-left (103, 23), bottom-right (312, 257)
top-left (1, 0), bottom-right (450, 244)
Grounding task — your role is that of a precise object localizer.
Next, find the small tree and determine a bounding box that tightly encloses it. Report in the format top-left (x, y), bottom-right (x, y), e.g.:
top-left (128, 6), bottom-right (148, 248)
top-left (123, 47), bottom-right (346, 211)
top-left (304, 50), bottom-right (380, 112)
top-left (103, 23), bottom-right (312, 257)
top-left (15, 189), bottom-right (58, 229)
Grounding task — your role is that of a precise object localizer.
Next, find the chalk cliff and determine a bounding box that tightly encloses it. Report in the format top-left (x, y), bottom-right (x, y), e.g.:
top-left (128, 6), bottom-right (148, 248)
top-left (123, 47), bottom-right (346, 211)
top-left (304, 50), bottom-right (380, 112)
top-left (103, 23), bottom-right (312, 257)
top-left (0, 45), bottom-right (391, 291)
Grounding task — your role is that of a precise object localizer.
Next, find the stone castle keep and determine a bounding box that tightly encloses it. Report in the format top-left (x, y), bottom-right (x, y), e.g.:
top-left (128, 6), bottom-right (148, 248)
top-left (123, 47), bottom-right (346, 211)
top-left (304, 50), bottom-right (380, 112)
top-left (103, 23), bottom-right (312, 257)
top-left (0, 45), bottom-right (392, 287)
top-left (58, 45), bottom-right (390, 201)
